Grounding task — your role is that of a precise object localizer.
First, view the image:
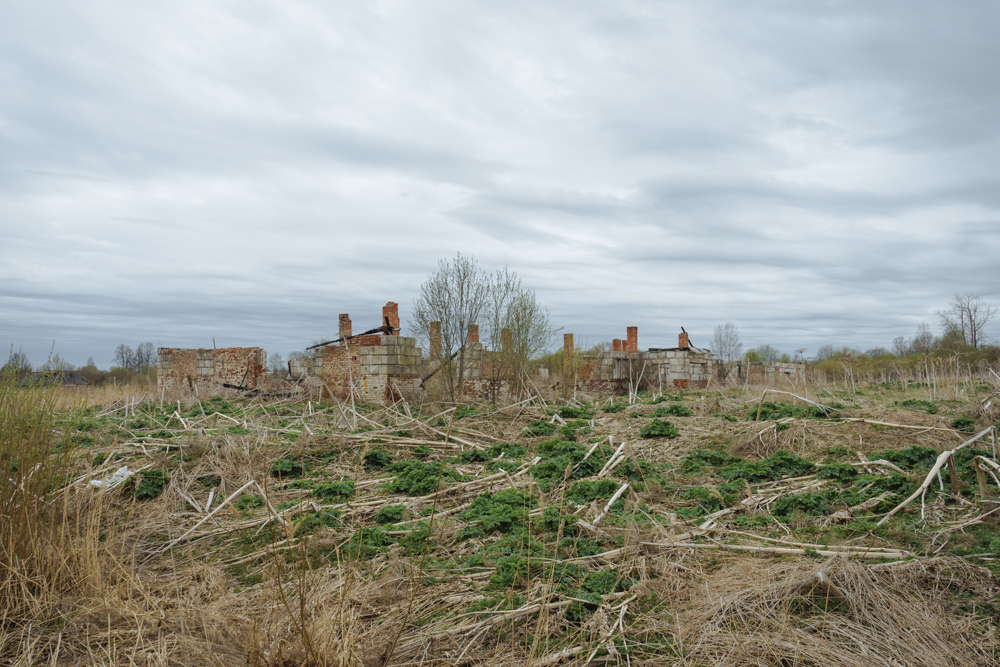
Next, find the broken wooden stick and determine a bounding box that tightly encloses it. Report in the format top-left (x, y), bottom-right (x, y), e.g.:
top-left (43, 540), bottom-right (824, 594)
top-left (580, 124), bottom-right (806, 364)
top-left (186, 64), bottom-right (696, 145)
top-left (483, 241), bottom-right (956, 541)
top-left (877, 426), bottom-right (996, 526)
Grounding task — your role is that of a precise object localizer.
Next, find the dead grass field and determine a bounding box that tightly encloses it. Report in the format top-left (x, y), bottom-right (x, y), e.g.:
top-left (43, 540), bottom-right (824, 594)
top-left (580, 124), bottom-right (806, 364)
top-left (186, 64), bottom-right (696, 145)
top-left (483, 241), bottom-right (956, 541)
top-left (4, 376), bottom-right (1000, 666)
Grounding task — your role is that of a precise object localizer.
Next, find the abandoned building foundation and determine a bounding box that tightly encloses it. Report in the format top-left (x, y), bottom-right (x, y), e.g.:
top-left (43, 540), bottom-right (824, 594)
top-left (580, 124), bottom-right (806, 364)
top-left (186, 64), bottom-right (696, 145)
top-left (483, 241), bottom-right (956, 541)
top-left (157, 300), bottom-right (806, 404)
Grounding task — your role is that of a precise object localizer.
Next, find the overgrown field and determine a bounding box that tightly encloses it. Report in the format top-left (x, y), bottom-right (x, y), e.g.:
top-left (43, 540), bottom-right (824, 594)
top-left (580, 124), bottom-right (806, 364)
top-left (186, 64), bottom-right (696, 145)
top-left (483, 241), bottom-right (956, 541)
top-left (4, 375), bottom-right (1000, 665)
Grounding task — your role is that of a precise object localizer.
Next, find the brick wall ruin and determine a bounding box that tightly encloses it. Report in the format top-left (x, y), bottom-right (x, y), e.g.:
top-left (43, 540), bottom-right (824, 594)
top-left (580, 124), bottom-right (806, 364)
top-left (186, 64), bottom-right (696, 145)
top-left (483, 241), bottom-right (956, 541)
top-left (571, 327), bottom-right (804, 393)
top-left (157, 347), bottom-right (267, 394)
top-left (158, 299), bottom-right (807, 403)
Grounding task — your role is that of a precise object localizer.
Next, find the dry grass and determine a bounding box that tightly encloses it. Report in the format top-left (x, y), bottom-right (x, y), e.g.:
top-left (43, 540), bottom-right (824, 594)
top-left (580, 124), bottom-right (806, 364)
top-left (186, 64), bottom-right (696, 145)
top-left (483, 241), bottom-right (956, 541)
top-left (3, 372), bottom-right (1000, 665)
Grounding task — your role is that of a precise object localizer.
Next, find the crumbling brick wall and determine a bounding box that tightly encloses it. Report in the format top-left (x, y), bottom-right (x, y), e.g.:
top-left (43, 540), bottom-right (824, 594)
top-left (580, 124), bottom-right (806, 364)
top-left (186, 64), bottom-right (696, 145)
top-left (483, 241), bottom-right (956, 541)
top-left (318, 334), bottom-right (423, 404)
top-left (157, 347), bottom-right (266, 394)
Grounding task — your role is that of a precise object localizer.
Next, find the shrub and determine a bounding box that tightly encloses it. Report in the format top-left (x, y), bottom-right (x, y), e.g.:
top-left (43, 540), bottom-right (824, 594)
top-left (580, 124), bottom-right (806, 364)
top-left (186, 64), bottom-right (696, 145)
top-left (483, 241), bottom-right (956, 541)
top-left (312, 479), bottom-right (355, 501)
top-left (234, 495), bottom-right (264, 512)
top-left (295, 510), bottom-right (339, 535)
top-left (771, 493), bottom-right (830, 520)
top-left (132, 469), bottom-right (169, 500)
top-left (487, 442), bottom-right (526, 459)
top-left (522, 420), bottom-right (557, 438)
top-left (386, 460), bottom-right (460, 496)
top-left (455, 405), bottom-right (477, 419)
top-left (565, 479), bottom-right (620, 505)
top-left (457, 448), bottom-right (492, 463)
top-left (457, 489), bottom-right (536, 539)
top-left (652, 404), bottom-right (692, 418)
top-left (530, 438), bottom-right (608, 491)
top-left (720, 450), bottom-right (814, 483)
top-left (872, 446), bottom-right (938, 471)
top-left (603, 403), bottom-right (626, 414)
top-left (364, 449), bottom-right (393, 469)
top-left (559, 419), bottom-right (591, 441)
top-left (681, 483), bottom-right (742, 514)
top-left (817, 463), bottom-right (859, 482)
top-left (554, 405), bottom-right (595, 420)
top-left (343, 527), bottom-right (393, 559)
top-left (375, 504), bottom-right (408, 525)
top-left (640, 419), bottom-right (679, 439)
top-left (398, 522), bottom-right (435, 556)
top-left (950, 417), bottom-right (977, 434)
top-left (680, 448), bottom-right (737, 473)
top-left (752, 402), bottom-right (837, 421)
top-left (270, 458), bottom-right (305, 477)
top-left (900, 399), bottom-right (937, 414)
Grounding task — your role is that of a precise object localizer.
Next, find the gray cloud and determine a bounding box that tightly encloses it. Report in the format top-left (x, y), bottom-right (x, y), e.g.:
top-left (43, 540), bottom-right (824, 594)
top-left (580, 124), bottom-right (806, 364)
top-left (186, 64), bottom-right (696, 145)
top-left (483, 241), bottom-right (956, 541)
top-left (2, 1), bottom-right (999, 368)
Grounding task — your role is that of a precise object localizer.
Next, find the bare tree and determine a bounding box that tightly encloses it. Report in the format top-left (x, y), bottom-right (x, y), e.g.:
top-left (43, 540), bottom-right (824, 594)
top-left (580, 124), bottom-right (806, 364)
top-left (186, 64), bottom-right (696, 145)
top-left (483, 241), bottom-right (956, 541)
top-left (2, 350), bottom-right (31, 374)
top-left (113, 344), bottom-right (134, 370)
top-left (891, 336), bottom-right (911, 357)
top-left (751, 344), bottom-right (782, 363)
top-left (711, 322), bottom-right (742, 363)
top-left (134, 342), bottom-right (156, 370)
top-left (411, 253), bottom-right (491, 401)
top-left (482, 267), bottom-right (556, 399)
top-left (268, 352), bottom-right (286, 376)
top-left (936, 293), bottom-right (996, 349)
top-left (912, 322), bottom-right (935, 354)
top-left (40, 354), bottom-right (74, 372)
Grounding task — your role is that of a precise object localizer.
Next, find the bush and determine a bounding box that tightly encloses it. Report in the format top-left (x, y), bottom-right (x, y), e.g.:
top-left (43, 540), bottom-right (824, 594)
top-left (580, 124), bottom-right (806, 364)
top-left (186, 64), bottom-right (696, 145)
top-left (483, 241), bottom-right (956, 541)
top-left (752, 402), bottom-right (838, 421)
top-left (771, 493), bottom-right (830, 520)
top-left (951, 416), bottom-right (977, 434)
top-left (312, 479), bottom-right (355, 501)
top-left (270, 458), bottom-right (305, 477)
top-left (530, 439), bottom-right (609, 491)
top-left (680, 448), bottom-right (738, 473)
top-left (640, 419), bottom-right (679, 439)
top-left (364, 449), bottom-right (393, 469)
top-left (457, 489), bottom-right (536, 539)
top-left (900, 399), bottom-right (937, 414)
top-left (872, 446), bottom-right (938, 471)
top-left (720, 450), bottom-right (814, 483)
top-left (522, 420), bottom-right (557, 438)
top-left (343, 527), bottom-right (392, 560)
top-left (132, 469), bottom-right (169, 500)
top-left (375, 504), bottom-right (408, 525)
top-left (487, 441), bottom-right (526, 459)
top-left (559, 419), bottom-right (591, 441)
top-left (603, 403), bottom-right (626, 414)
top-left (565, 479), bottom-right (620, 505)
top-left (386, 460), bottom-right (460, 496)
top-left (554, 405), bottom-right (595, 420)
top-left (652, 404), bottom-right (692, 418)
top-left (816, 463), bottom-right (859, 482)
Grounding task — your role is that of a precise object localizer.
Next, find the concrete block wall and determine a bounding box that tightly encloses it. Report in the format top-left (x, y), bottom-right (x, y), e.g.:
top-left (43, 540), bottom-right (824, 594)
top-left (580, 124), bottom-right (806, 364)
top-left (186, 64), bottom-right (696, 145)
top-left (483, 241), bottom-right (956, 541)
top-left (320, 334), bottom-right (424, 403)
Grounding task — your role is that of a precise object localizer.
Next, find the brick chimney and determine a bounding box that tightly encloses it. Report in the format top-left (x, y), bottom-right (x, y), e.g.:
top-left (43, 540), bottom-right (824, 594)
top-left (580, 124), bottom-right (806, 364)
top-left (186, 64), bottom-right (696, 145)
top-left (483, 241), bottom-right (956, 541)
top-left (627, 326), bottom-right (638, 353)
top-left (467, 324), bottom-right (479, 343)
top-left (382, 301), bottom-right (399, 334)
top-left (338, 314), bottom-right (352, 343)
top-left (612, 339), bottom-right (622, 352)
top-left (679, 330), bottom-right (690, 349)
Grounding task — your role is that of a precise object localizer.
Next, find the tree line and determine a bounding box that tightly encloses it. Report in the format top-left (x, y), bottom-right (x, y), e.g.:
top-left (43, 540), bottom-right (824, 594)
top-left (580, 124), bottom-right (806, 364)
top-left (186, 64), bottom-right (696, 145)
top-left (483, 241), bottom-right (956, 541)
top-left (1, 342), bottom-right (159, 386)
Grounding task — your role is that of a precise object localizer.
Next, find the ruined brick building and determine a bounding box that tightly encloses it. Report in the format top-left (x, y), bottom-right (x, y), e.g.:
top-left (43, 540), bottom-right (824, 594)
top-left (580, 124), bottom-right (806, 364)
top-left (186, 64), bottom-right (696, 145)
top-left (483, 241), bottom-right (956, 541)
top-left (158, 300), bottom-right (805, 403)
top-left (157, 347), bottom-right (267, 394)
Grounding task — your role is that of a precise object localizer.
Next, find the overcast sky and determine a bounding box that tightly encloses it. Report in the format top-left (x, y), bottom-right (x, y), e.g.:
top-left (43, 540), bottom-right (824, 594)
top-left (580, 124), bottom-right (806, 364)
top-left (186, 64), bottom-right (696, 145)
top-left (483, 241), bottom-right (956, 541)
top-left (3, 1), bottom-right (999, 368)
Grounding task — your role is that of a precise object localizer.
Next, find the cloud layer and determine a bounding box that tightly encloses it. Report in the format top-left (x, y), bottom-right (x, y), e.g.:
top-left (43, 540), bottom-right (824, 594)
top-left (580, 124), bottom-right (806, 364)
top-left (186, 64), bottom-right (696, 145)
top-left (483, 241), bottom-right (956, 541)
top-left (2, 1), bottom-right (999, 366)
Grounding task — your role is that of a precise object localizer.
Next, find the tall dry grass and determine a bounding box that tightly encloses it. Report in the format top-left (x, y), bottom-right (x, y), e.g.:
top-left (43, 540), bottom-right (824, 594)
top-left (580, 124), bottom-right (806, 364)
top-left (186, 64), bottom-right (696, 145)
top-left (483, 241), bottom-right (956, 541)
top-left (0, 367), bottom-right (145, 664)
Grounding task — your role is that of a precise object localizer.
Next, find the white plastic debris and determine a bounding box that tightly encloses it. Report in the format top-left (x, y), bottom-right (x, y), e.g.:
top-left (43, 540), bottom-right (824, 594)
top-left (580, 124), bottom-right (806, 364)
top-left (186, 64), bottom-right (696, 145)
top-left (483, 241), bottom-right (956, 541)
top-left (89, 465), bottom-right (132, 489)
